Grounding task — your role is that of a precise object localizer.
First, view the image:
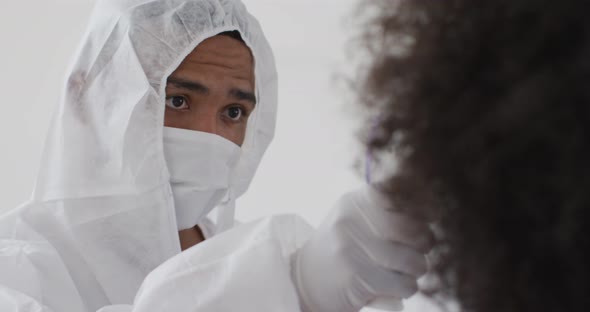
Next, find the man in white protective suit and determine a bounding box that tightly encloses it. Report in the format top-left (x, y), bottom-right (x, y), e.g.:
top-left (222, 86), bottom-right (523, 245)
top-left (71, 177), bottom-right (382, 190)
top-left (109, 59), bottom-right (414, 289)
top-left (0, 0), bottom-right (433, 311)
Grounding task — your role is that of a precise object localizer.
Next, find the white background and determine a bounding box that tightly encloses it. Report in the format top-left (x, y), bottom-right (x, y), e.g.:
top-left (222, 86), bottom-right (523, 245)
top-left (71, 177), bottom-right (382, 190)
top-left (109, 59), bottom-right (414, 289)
top-left (0, 0), bottom-right (438, 311)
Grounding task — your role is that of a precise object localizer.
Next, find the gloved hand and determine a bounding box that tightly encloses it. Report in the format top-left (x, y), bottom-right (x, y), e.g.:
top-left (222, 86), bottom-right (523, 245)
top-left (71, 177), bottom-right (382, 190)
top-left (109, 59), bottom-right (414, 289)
top-left (292, 186), bottom-right (434, 312)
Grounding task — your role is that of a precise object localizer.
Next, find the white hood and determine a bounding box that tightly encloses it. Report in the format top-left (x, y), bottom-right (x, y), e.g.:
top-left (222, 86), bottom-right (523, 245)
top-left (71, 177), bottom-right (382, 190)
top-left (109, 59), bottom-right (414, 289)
top-left (34, 0), bottom-right (278, 211)
top-left (0, 0), bottom-right (277, 310)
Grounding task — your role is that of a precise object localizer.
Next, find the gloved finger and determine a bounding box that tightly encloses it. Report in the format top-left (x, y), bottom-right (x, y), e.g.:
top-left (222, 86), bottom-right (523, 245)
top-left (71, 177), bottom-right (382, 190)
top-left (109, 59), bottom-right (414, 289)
top-left (359, 237), bottom-right (428, 278)
top-left (380, 212), bottom-right (434, 253)
top-left (363, 184), bottom-right (440, 223)
top-left (356, 201), bottom-right (435, 253)
top-left (367, 297), bottom-right (404, 311)
top-left (367, 182), bottom-right (442, 222)
top-left (342, 188), bottom-right (434, 251)
top-left (345, 219), bottom-right (427, 277)
top-left (356, 266), bottom-right (419, 300)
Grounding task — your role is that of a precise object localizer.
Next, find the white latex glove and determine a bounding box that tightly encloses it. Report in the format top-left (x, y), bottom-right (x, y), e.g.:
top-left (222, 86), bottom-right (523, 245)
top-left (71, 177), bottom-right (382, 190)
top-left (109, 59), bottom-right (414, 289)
top-left (292, 186), bottom-right (433, 312)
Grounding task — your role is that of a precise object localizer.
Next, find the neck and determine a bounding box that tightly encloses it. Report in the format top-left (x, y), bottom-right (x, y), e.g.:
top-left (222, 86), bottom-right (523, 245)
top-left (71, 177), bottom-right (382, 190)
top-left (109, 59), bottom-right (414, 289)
top-left (178, 225), bottom-right (205, 251)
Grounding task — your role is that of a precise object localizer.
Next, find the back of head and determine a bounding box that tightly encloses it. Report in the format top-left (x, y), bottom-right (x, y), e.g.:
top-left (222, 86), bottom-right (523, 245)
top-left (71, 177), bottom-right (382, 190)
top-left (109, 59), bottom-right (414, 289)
top-left (359, 0), bottom-right (590, 311)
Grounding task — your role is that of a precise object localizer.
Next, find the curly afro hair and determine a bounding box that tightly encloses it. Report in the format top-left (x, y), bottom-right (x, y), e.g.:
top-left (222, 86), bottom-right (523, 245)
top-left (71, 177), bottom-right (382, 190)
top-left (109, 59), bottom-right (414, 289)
top-left (359, 1), bottom-right (590, 311)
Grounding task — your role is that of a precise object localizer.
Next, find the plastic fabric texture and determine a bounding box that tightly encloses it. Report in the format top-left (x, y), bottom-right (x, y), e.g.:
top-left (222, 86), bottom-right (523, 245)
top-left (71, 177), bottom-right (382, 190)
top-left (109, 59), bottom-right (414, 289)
top-left (99, 215), bottom-right (313, 312)
top-left (131, 215), bottom-right (312, 312)
top-left (0, 0), bottom-right (278, 311)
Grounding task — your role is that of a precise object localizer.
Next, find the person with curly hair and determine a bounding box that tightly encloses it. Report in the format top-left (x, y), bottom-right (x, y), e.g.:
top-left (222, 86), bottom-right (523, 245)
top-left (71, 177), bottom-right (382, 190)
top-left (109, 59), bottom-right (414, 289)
top-left (359, 0), bottom-right (590, 311)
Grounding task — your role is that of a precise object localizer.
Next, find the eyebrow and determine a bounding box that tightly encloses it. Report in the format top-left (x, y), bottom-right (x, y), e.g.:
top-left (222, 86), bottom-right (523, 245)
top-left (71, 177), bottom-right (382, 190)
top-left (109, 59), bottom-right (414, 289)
top-left (229, 88), bottom-right (257, 105)
top-left (167, 77), bottom-right (209, 94)
top-left (167, 77), bottom-right (257, 105)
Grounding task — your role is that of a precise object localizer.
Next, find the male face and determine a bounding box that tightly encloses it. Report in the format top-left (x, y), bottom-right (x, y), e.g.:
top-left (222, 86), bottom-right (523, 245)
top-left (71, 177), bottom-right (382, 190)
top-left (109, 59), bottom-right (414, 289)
top-left (164, 34), bottom-right (256, 146)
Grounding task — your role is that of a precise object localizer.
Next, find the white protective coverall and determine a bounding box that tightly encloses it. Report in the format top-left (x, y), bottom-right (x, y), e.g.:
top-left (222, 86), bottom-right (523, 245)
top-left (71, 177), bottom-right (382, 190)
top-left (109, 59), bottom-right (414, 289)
top-left (0, 0), bottom-right (312, 311)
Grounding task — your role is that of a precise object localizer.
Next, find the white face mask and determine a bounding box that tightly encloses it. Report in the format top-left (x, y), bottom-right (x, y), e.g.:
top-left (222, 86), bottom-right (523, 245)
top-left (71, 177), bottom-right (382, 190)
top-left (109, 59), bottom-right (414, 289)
top-left (163, 127), bottom-right (241, 231)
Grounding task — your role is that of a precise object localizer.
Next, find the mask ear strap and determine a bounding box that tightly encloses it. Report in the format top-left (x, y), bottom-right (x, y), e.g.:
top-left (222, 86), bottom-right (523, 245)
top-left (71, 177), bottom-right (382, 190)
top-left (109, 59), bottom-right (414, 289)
top-left (215, 190), bottom-right (235, 234)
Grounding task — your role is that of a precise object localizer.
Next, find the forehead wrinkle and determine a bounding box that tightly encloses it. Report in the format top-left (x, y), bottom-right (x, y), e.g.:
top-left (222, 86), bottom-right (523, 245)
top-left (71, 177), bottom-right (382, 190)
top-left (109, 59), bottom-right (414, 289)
top-left (190, 60), bottom-right (245, 71)
top-left (177, 60), bottom-right (255, 89)
top-left (187, 46), bottom-right (254, 73)
top-left (169, 36), bottom-right (256, 97)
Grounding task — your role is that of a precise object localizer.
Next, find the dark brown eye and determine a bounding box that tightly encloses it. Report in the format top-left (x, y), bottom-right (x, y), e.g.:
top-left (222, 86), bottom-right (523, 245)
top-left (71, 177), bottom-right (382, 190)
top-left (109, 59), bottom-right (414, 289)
top-left (165, 96), bottom-right (189, 110)
top-left (224, 106), bottom-right (244, 121)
